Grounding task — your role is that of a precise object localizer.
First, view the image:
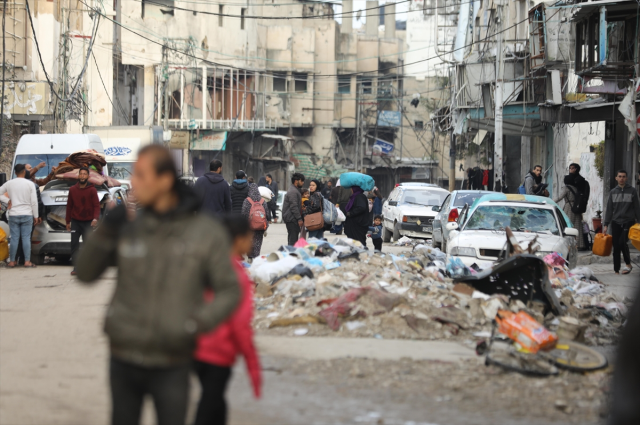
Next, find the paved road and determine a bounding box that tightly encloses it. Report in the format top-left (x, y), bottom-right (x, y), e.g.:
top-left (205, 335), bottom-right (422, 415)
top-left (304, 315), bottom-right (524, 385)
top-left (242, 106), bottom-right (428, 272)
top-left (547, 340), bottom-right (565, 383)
top-left (0, 223), bottom-right (632, 425)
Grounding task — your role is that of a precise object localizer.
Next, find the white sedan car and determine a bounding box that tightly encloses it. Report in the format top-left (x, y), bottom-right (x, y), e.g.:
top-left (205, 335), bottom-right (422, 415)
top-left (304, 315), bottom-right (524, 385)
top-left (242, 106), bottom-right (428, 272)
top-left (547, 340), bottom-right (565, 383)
top-left (381, 185), bottom-right (450, 242)
top-left (446, 197), bottom-right (579, 269)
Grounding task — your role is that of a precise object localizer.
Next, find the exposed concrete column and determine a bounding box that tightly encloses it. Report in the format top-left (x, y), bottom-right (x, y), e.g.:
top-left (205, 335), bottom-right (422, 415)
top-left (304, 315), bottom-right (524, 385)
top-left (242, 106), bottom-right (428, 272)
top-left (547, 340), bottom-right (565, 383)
top-left (384, 2), bottom-right (396, 39)
top-left (143, 66), bottom-right (156, 125)
top-left (365, 1), bottom-right (378, 36)
top-left (520, 136), bottom-right (530, 176)
top-left (603, 120), bottom-right (616, 221)
top-left (341, 0), bottom-right (353, 34)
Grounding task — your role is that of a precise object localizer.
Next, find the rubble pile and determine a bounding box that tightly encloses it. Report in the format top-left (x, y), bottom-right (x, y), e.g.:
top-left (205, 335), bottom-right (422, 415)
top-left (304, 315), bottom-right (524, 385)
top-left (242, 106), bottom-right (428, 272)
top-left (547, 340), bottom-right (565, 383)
top-left (251, 238), bottom-right (630, 346)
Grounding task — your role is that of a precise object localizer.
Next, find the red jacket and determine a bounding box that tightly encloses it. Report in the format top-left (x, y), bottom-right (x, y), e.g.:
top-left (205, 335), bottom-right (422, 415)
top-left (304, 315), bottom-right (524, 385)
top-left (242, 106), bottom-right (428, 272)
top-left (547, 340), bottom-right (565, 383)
top-left (66, 183), bottom-right (100, 224)
top-left (194, 257), bottom-right (261, 398)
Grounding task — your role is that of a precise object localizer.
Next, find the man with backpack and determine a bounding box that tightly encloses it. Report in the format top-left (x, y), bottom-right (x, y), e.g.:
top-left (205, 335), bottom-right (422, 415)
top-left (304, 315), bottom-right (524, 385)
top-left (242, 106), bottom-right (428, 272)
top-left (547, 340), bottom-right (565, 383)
top-left (603, 169), bottom-right (640, 275)
top-left (520, 165), bottom-right (548, 196)
top-left (554, 163), bottom-right (590, 250)
top-left (230, 171), bottom-right (250, 214)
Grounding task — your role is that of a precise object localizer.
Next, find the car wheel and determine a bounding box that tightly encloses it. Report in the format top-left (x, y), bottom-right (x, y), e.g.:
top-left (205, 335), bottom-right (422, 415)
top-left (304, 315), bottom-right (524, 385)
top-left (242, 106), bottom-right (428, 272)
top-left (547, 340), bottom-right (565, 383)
top-left (442, 239), bottom-right (447, 254)
top-left (382, 225), bottom-right (391, 242)
top-left (393, 222), bottom-right (401, 242)
top-left (31, 253), bottom-right (45, 265)
top-left (433, 239), bottom-right (441, 249)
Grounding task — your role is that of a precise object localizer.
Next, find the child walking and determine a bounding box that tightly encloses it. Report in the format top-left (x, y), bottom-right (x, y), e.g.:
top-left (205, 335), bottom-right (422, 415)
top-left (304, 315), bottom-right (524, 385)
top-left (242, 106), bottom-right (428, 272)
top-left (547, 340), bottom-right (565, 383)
top-left (193, 216), bottom-right (261, 425)
top-left (368, 215), bottom-right (383, 252)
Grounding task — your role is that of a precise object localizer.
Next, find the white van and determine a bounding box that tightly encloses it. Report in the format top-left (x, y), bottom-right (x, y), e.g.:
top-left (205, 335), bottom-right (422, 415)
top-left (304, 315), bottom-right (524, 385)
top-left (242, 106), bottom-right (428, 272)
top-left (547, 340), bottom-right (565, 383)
top-left (83, 126), bottom-right (163, 180)
top-left (11, 134), bottom-right (106, 179)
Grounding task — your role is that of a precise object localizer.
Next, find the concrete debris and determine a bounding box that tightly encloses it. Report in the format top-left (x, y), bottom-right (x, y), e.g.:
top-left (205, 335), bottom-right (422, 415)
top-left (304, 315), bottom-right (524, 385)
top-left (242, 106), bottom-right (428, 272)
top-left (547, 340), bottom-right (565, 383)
top-left (250, 238), bottom-right (631, 346)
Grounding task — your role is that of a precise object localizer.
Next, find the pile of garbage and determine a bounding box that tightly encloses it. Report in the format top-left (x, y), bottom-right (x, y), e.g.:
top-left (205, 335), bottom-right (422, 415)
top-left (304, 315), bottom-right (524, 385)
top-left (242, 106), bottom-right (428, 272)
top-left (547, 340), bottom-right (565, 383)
top-left (250, 237), bottom-right (631, 346)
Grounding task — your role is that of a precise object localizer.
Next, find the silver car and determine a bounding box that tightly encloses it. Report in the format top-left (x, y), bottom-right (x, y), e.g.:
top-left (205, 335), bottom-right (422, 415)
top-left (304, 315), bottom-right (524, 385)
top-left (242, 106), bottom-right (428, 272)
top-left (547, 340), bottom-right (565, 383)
top-left (30, 180), bottom-right (128, 265)
top-left (431, 190), bottom-right (492, 251)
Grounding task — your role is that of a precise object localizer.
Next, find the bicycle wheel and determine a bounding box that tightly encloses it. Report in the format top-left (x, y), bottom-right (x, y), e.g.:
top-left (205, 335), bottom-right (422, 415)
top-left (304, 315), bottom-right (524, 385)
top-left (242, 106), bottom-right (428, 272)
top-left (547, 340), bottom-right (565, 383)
top-left (546, 340), bottom-right (608, 372)
top-left (485, 341), bottom-right (559, 376)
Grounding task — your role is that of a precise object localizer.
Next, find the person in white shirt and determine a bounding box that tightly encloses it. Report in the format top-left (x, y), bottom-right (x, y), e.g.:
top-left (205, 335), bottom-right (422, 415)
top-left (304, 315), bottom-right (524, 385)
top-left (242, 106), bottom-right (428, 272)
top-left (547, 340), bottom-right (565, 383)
top-left (0, 164), bottom-right (39, 268)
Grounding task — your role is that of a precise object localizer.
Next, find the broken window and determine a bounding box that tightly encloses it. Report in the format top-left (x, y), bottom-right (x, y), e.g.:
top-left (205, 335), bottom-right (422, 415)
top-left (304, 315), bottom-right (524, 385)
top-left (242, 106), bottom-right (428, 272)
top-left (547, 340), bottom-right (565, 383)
top-left (218, 5), bottom-right (223, 27)
top-left (294, 73), bottom-right (308, 93)
top-left (338, 76), bottom-right (351, 94)
top-left (357, 77), bottom-right (373, 95)
top-left (142, 0), bottom-right (174, 17)
top-left (241, 8), bottom-right (246, 30)
top-left (415, 120), bottom-right (423, 129)
top-left (273, 72), bottom-right (287, 92)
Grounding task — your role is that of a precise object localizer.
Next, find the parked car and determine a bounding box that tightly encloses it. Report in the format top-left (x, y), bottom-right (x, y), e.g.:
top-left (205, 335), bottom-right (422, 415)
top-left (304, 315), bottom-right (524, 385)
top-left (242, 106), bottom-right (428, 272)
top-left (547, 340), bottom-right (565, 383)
top-left (30, 180), bottom-right (129, 265)
top-left (275, 191), bottom-right (284, 220)
top-left (381, 185), bottom-right (450, 242)
top-left (446, 194), bottom-right (579, 270)
top-left (432, 190), bottom-right (492, 251)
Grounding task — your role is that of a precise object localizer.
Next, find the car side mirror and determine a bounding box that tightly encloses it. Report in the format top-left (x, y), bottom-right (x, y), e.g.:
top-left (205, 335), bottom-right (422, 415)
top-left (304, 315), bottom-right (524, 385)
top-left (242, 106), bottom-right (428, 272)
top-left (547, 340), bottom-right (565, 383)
top-left (445, 222), bottom-right (459, 232)
top-left (564, 228), bottom-right (579, 237)
top-left (432, 206), bottom-right (440, 212)
top-left (388, 201), bottom-right (397, 206)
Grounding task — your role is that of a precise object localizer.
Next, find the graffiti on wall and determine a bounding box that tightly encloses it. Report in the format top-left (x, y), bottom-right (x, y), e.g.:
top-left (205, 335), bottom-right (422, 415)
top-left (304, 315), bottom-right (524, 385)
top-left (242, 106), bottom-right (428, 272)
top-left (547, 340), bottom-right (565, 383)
top-left (1, 82), bottom-right (50, 117)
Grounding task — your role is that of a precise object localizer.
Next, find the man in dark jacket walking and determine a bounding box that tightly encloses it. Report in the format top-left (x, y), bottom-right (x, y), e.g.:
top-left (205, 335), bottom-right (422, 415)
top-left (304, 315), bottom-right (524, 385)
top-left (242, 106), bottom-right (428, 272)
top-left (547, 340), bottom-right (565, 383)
top-left (282, 173), bottom-right (304, 246)
top-left (76, 145), bottom-right (240, 425)
top-left (230, 170), bottom-right (250, 214)
top-left (66, 167), bottom-right (101, 275)
top-left (321, 180), bottom-right (333, 199)
top-left (195, 159), bottom-right (231, 215)
top-left (603, 169), bottom-right (640, 275)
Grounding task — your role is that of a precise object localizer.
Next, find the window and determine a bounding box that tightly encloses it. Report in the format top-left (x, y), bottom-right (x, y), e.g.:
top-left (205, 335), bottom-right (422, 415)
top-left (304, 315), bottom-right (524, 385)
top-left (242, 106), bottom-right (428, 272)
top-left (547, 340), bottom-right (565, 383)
top-left (415, 120), bottom-right (424, 129)
top-left (338, 75), bottom-right (351, 94)
top-left (273, 72), bottom-right (287, 92)
top-left (241, 8), bottom-right (246, 30)
top-left (218, 5), bottom-right (223, 27)
top-left (400, 190), bottom-right (448, 207)
top-left (357, 77), bottom-right (372, 94)
top-left (293, 73), bottom-right (307, 93)
top-left (465, 205), bottom-right (560, 235)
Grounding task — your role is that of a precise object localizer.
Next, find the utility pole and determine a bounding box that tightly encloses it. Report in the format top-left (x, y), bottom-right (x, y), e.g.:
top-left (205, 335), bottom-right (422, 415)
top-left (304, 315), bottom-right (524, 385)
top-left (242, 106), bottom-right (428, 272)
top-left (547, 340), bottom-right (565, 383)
top-left (449, 134), bottom-right (455, 191)
top-left (493, 0), bottom-right (504, 192)
top-left (162, 45), bottom-right (169, 131)
top-left (355, 83), bottom-right (360, 172)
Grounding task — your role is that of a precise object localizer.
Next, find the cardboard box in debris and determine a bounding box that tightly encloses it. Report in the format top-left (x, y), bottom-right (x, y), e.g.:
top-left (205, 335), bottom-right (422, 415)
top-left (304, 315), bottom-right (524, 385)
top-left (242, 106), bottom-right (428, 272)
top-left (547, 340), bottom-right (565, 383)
top-left (250, 235), bottom-right (630, 346)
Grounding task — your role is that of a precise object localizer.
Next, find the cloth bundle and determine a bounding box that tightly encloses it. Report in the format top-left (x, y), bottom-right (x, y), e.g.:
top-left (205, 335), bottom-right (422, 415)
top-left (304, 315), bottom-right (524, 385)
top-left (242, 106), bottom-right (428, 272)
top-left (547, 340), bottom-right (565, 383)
top-left (53, 149), bottom-right (120, 187)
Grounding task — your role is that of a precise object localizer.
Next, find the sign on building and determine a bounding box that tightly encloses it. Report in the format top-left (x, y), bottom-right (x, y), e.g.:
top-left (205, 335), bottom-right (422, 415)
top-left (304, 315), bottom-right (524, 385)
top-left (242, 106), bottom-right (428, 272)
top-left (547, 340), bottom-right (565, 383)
top-left (191, 131), bottom-right (228, 151)
top-left (169, 131), bottom-right (190, 149)
top-left (377, 110), bottom-right (402, 127)
top-left (372, 139), bottom-right (394, 156)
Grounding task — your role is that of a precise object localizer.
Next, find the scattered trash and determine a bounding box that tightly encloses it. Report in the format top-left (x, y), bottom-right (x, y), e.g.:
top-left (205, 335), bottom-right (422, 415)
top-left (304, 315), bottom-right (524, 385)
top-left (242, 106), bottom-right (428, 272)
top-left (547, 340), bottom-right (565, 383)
top-left (293, 328), bottom-right (309, 336)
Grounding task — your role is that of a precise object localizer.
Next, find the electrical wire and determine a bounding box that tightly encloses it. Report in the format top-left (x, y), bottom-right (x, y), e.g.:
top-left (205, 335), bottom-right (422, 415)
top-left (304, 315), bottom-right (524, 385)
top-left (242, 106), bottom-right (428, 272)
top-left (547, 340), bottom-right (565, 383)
top-left (26, 0), bottom-right (100, 103)
top-left (91, 51), bottom-right (131, 124)
top-left (135, 0), bottom-right (412, 20)
top-left (85, 0), bottom-right (530, 80)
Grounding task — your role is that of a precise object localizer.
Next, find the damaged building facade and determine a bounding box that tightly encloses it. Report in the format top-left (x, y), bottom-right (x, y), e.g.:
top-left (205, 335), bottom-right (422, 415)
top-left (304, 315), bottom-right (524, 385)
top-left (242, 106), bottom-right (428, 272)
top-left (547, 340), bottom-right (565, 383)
top-left (112, 0), bottom-right (451, 193)
top-left (441, 0), bottom-right (639, 224)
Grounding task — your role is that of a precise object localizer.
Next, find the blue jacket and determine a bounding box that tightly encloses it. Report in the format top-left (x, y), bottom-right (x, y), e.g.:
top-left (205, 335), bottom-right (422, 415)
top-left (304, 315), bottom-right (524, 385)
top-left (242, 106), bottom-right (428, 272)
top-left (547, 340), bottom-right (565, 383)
top-left (195, 172), bottom-right (232, 216)
top-left (372, 197), bottom-right (382, 215)
top-left (368, 224), bottom-right (382, 239)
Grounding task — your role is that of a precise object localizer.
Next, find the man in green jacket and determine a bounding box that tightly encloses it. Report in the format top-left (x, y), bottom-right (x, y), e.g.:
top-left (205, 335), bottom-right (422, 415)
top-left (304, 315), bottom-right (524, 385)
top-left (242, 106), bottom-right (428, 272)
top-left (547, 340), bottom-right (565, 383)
top-left (76, 145), bottom-right (240, 425)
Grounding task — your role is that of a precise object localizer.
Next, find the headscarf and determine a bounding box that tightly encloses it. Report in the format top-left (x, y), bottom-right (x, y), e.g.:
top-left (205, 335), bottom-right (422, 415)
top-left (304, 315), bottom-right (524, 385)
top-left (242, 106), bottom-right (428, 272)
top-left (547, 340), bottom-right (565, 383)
top-left (310, 179), bottom-right (324, 194)
top-left (345, 187), bottom-right (364, 212)
top-left (257, 176), bottom-right (268, 187)
top-left (247, 183), bottom-right (262, 202)
top-left (564, 174), bottom-right (577, 186)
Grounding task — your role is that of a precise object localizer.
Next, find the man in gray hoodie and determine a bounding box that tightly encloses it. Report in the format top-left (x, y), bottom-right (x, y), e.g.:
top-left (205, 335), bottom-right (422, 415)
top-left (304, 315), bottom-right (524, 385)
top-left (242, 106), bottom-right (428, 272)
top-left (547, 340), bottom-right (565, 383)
top-left (76, 145), bottom-right (240, 425)
top-left (282, 172), bottom-right (305, 246)
top-left (603, 169), bottom-right (640, 275)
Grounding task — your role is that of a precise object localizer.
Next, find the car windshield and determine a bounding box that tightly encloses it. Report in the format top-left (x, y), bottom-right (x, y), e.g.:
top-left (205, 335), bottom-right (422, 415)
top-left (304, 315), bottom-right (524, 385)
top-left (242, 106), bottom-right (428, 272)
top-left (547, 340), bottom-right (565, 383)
top-left (109, 162), bottom-right (134, 180)
top-left (400, 190), bottom-right (448, 206)
top-left (13, 154), bottom-right (69, 178)
top-left (465, 205), bottom-right (560, 235)
top-left (277, 192), bottom-right (284, 203)
top-left (453, 192), bottom-right (489, 207)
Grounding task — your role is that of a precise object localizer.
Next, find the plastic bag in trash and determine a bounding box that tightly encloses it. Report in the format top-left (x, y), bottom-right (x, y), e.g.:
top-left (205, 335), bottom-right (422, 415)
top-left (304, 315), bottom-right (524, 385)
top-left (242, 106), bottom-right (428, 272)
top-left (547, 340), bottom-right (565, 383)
top-left (569, 266), bottom-right (597, 282)
top-left (249, 256), bottom-right (303, 284)
top-left (287, 264), bottom-right (314, 279)
top-left (446, 257), bottom-right (472, 278)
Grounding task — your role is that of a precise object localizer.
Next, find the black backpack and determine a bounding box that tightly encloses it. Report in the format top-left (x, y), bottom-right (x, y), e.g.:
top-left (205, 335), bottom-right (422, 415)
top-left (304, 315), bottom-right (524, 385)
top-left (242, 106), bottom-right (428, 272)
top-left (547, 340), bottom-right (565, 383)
top-left (567, 180), bottom-right (590, 214)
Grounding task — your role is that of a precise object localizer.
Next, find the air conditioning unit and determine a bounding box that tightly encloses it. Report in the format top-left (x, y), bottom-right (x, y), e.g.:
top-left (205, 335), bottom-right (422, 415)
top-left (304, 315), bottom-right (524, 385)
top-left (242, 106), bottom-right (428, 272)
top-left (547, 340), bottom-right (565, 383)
top-left (545, 70), bottom-right (562, 105)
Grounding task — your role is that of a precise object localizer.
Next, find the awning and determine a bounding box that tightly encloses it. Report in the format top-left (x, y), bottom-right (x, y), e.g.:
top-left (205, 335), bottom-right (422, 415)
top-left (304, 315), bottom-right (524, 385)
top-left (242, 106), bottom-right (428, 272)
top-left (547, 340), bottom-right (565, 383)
top-left (539, 99), bottom-right (640, 124)
top-left (463, 104), bottom-right (545, 136)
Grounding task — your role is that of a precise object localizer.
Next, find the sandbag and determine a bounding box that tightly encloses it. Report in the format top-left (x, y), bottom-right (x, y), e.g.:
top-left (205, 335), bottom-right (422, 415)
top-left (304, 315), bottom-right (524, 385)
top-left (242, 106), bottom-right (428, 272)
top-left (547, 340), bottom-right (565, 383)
top-left (322, 197), bottom-right (338, 224)
top-left (258, 186), bottom-right (273, 201)
top-left (339, 172), bottom-right (375, 191)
